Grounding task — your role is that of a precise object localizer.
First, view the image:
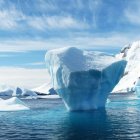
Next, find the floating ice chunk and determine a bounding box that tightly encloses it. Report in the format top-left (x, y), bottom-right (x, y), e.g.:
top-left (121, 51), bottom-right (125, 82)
top-left (0, 97), bottom-right (29, 111)
top-left (0, 85), bottom-right (37, 97)
top-left (22, 89), bottom-right (37, 96)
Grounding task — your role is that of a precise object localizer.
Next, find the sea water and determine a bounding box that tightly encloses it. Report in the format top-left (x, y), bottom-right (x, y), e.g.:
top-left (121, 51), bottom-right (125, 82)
top-left (0, 96), bottom-right (140, 140)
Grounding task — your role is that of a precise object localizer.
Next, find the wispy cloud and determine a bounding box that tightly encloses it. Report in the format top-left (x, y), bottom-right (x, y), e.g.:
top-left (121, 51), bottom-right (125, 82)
top-left (0, 0), bottom-right (101, 31)
top-left (0, 10), bottom-right (17, 29)
top-left (0, 5), bottom-right (25, 30)
top-left (28, 16), bottom-right (89, 30)
top-left (0, 0), bottom-right (90, 31)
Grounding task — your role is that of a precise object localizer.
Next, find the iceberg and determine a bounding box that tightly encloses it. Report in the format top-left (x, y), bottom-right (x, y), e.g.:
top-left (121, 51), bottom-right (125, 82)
top-left (134, 78), bottom-right (140, 96)
top-left (0, 85), bottom-right (37, 97)
top-left (0, 97), bottom-right (29, 111)
top-left (46, 47), bottom-right (126, 111)
top-left (22, 89), bottom-right (37, 96)
top-left (113, 41), bottom-right (140, 94)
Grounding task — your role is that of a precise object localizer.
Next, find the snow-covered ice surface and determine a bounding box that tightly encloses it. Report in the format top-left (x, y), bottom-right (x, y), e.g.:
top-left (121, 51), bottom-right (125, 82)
top-left (0, 97), bottom-right (29, 111)
top-left (113, 41), bottom-right (140, 93)
top-left (32, 83), bottom-right (57, 95)
top-left (46, 47), bottom-right (126, 111)
top-left (32, 83), bottom-right (51, 94)
top-left (0, 85), bottom-right (37, 97)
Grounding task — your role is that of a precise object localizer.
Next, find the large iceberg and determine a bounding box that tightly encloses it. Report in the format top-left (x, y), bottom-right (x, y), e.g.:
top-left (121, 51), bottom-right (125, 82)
top-left (46, 47), bottom-right (126, 111)
top-left (113, 41), bottom-right (140, 94)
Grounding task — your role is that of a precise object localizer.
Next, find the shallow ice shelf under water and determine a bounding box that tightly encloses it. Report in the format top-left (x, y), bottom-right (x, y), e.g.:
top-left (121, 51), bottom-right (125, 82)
top-left (0, 96), bottom-right (140, 140)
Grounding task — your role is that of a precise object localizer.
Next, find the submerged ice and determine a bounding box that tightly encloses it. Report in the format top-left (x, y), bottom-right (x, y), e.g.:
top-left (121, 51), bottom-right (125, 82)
top-left (46, 47), bottom-right (126, 111)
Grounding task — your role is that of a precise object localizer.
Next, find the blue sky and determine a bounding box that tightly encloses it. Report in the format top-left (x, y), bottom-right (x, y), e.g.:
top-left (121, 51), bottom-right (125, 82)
top-left (0, 0), bottom-right (140, 88)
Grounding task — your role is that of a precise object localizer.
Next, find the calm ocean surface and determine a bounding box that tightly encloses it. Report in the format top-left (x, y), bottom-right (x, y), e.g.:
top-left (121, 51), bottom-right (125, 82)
top-left (0, 97), bottom-right (140, 140)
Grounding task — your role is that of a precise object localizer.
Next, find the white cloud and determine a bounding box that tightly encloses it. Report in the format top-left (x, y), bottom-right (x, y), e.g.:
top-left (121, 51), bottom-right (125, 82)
top-left (0, 5), bottom-right (25, 30)
top-left (0, 10), bottom-right (17, 29)
top-left (0, 67), bottom-right (50, 89)
top-left (0, 1), bottom-right (90, 31)
top-left (0, 0), bottom-right (104, 32)
top-left (0, 8), bottom-right (89, 31)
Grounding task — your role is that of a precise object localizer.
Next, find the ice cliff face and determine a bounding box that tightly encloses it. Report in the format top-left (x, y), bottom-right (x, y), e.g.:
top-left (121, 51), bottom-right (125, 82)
top-left (113, 41), bottom-right (140, 93)
top-left (46, 47), bottom-right (126, 111)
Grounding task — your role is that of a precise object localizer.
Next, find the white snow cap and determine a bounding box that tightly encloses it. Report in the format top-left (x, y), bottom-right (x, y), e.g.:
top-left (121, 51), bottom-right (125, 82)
top-left (32, 83), bottom-right (51, 94)
top-left (113, 41), bottom-right (140, 92)
top-left (46, 47), bottom-right (118, 72)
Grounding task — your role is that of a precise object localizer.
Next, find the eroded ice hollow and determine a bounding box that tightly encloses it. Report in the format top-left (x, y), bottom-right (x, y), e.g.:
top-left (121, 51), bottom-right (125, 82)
top-left (46, 47), bottom-right (126, 111)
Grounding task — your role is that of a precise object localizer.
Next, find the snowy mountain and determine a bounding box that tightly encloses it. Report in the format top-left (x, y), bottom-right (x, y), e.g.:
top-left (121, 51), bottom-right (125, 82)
top-left (113, 41), bottom-right (140, 93)
top-left (46, 47), bottom-right (126, 111)
top-left (0, 85), bottom-right (37, 96)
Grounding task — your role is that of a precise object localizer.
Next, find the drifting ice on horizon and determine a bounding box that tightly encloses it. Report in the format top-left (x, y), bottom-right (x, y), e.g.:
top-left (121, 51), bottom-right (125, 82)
top-left (0, 85), bottom-right (37, 97)
top-left (46, 47), bottom-right (126, 111)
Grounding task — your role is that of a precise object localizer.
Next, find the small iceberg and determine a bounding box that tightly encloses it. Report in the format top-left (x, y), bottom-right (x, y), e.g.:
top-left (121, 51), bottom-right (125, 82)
top-left (0, 85), bottom-right (37, 97)
top-left (0, 97), bottom-right (29, 111)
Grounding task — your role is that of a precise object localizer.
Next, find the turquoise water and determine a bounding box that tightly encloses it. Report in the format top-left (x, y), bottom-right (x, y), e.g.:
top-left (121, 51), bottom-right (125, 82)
top-left (0, 97), bottom-right (140, 140)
